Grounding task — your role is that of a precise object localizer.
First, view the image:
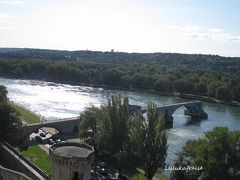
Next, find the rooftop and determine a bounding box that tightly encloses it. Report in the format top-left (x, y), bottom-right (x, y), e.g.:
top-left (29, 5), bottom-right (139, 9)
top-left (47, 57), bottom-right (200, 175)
top-left (50, 142), bottom-right (94, 158)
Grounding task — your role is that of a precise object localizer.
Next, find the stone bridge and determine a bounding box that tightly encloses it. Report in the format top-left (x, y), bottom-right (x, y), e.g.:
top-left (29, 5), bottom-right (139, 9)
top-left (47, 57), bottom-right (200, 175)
top-left (141, 101), bottom-right (208, 127)
top-left (25, 116), bottom-right (80, 136)
top-left (25, 101), bottom-right (207, 136)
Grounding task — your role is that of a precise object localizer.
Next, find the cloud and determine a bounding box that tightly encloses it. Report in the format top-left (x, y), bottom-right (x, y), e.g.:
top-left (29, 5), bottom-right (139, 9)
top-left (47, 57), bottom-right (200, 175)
top-left (0, 12), bottom-right (13, 18)
top-left (0, 12), bottom-right (14, 30)
top-left (0, 0), bottom-right (24, 5)
top-left (169, 25), bottom-right (240, 43)
top-left (0, 0), bottom-right (239, 56)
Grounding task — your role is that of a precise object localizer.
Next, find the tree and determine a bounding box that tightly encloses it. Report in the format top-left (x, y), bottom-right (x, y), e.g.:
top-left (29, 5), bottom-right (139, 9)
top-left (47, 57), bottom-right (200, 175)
top-left (171, 127), bottom-right (240, 180)
top-left (174, 79), bottom-right (194, 94)
top-left (232, 85), bottom-right (240, 101)
top-left (79, 95), bottom-right (130, 155)
top-left (79, 106), bottom-right (101, 154)
top-left (195, 82), bottom-right (207, 95)
top-left (101, 95), bottom-right (130, 154)
top-left (130, 103), bottom-right (168, 180)
top-left (154, 78), bottom-right (171, 92)
top-left (207, 81), bottom-right (220, 97)
top-left (79, 107), bottom-right (98, 137)
top-left (0, 102), bottom-right (24, 144)
top-left (0, 85), bottom-right (8, 102)
top-left (216, 86), bottom-right (232, 101)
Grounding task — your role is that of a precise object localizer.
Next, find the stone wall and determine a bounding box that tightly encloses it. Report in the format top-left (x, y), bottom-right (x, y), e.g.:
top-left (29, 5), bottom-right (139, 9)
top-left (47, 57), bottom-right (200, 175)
top-left (0, 165), bottom-right (31, 180)
top-left (0, 141), bottom-right (49, 180)
top-left (26, 117), bottom-right (80, 136)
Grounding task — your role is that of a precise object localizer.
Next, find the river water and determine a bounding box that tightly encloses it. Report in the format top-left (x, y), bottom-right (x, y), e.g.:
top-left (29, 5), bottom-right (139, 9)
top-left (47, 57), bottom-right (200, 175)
top-left (1, 77), bottom-right (240, 175)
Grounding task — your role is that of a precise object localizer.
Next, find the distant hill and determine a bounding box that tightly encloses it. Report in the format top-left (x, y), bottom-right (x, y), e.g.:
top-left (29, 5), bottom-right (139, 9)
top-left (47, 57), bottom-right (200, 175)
top-left (0, 47), bottom-right (240, 74)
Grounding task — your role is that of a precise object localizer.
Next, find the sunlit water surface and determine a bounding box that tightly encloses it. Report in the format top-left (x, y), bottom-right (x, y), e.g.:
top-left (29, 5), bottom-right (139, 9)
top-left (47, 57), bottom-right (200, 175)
top-left (1, 77), bottom-right (240, 176)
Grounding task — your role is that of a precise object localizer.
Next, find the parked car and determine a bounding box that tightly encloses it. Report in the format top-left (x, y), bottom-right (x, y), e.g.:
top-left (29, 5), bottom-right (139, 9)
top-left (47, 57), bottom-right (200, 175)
top-left (97, 161), bottom-right (107, 168)
top-left (99, 168), bottom-right (108, 176)
top-left (40, 132), bottom-right (46, 137)
top-left (55, 139), bottom-right (61, 143)
top-left (34, 129), bottom-right (39, 133)
top-left (118, 175), bottom-right (128, 180)
top-left (48, 138), bottom-right (55, 145)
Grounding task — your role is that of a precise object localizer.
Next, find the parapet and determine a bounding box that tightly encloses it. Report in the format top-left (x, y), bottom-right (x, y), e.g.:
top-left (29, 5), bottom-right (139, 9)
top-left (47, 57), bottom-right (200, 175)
top-left (49, 142), bottom-right (94, 161)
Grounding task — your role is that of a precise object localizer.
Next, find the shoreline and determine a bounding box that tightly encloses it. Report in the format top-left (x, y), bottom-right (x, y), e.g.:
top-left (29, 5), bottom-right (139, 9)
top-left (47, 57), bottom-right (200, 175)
top-left (9, 102), bottom-right (40, 124)
top-left (1, 75), bottom-right (239, 108)
top-left (39, 77), bottom-right (240, 107)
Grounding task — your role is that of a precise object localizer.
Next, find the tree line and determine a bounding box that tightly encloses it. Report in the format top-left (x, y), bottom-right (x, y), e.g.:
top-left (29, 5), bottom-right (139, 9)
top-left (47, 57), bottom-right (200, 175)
top-left (0, 60), bottom-right (239, 101)
top-left (1, 48), bottom-right (240, 75)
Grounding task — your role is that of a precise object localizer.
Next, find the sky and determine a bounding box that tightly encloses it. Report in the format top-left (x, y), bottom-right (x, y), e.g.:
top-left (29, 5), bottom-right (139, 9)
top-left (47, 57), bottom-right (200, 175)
top-left (0, 0), bottom-right (240, 57)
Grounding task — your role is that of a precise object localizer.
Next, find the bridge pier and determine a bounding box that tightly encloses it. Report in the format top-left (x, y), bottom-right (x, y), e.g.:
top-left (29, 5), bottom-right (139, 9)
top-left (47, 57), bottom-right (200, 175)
top-left (184, 109), bottom-right (208, 118)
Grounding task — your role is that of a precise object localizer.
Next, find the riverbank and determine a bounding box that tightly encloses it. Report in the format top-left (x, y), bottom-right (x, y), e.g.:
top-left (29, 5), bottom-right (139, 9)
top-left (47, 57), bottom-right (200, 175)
top-left (2, 75), bottom-right (239, 107)
top-left (48, 78), bottom-right (240, 107)
top-left (10, 102), bottom-right (40, 124)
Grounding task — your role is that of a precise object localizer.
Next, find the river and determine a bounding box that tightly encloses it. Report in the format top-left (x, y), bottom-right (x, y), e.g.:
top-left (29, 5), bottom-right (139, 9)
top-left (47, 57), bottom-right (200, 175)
top-left (1, 77), bottom-right (240, 175)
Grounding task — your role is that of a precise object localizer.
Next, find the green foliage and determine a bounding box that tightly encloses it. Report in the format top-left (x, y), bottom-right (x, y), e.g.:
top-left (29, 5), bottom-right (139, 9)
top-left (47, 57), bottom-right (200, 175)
top-left (216, 86), bottom-right (232, 101)
top-left (195, 82), bottom-right (207, 95)
top-left (79, 95), bottom-right (130, 155)
top-left (171, 127), bottom-right (240, 180)
top-left (106, 95), bottom-right (130, 153)
top-left (130, 103), bottom-right (168, 180)
top-left (0, 55), bottom-right (239, 101)
top-left (0, 86), bottom-right (24, 144)
top-left (174, 79), bottom-right (194, 94)
top-left (79, 98), bottom-right (168, 179)
top-left (18, 145), bottom-right (52, 175)
top-left (0, 102), bottom-right (24, 144)
top-left (11, 104), bottom-right (40, 123)
top-left (207, 81), bottom-right (222, 97)
top-left (0, 85), bottom-right (8, 102)
top-left (79, 106), bottom-right (99, 137)
top-left (154, 78), bottom-right (171, 92)
top-left (231, 85), bottom-right (240, 101)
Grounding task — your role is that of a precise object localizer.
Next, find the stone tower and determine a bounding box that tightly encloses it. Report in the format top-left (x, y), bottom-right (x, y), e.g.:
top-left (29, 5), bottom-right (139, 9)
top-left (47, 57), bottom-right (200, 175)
top-left (49, 142), bottom-right (94, 180)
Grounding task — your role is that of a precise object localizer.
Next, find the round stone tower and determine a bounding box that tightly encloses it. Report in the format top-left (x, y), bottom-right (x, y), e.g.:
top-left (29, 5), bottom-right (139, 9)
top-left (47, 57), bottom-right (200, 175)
top-left (49, 142), bottom-right (94, 180)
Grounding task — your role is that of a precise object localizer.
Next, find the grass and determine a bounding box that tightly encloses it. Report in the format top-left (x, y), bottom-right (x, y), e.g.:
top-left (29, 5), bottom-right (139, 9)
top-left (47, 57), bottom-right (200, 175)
top-left (11, 103), bottom-right (40, 124)
top-left (18, 145), bottom-right (52, 175)
top-left (131, 172), bottom-right (147, 180)
top-left (155, 172), bottom-right (169, 180)
top-left (131, 170), bottom-right (169, 180)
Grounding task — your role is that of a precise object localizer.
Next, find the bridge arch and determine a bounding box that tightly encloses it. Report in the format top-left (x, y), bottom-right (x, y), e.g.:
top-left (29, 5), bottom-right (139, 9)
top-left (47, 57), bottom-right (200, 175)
top-left (142, 101), bottom-right (208, 128)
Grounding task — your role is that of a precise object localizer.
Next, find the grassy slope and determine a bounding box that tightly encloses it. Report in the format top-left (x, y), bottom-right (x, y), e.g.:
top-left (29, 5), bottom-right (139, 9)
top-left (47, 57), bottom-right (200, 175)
top-left (131, 171), bottom-right (169, 180)
top-left (18, 145), bottom-right (52, 175)
top-left (131, 172), bottom-right (147, 180)
top-left (11, 104), bottom-right (40, 123)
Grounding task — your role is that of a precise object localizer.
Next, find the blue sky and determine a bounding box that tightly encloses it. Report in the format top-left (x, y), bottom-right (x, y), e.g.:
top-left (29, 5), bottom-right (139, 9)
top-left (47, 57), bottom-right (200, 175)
top-left (0, 0), bottom-right (240, 57)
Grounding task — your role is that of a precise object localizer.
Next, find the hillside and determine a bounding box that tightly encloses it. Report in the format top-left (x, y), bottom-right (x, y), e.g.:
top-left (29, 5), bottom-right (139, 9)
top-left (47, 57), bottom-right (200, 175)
top-left (0, 48), bottom-right (240, 74)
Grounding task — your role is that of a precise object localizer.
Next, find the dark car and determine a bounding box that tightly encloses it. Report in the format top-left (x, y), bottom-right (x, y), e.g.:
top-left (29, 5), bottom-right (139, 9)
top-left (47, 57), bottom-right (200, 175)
top-left (55, 139), bottom-right (61, 144)
top-left (97, 161), bottom-right (107, 168)
top-left (118, 175), bottom-right (128, 180)
top-left (34, 129), bottom-right (39, 133)
top-left (99, 168), bottom-right (108, 176)
top-left (40, 132), bottom-right (46, 137)
top-left (48, 138), bottom-right (55, 145)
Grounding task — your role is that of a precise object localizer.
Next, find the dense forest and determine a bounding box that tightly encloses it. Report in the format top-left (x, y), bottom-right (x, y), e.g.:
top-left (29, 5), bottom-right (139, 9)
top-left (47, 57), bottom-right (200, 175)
top-left (0, 48), bottom-right (240, 102)
top-left (1, 48), bottom-right (240, 74)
